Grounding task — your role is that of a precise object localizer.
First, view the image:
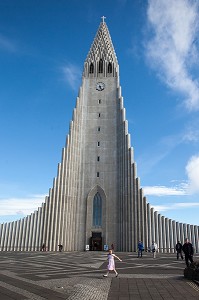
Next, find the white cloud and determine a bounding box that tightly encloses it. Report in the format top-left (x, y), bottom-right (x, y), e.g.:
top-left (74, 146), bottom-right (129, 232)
top-left (146, 0), bottom-right (199, 110)
top-left (143, 185), bottom-right (188, 196)
top-left (186, 154), bottom-right (199, 192)
top-left (153, 202), bottom-right (199, 213)
top-left (62, 63), bottom-right (81, 91)
top-left (143, 153), bottom-right (199, 197)
top-left (0, 194), bottom-right (46, 217)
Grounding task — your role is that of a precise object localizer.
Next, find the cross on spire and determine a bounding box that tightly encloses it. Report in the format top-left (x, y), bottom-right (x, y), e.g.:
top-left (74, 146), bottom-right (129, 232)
top-left (101, 16), bottom-right (106, 24)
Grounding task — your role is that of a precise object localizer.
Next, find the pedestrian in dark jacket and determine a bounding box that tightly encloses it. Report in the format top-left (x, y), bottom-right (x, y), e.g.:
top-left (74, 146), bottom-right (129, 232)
top-left (182, 238), bottom-right (194, 267)
top-left (137, 241), bottom-right (144, 258)
top-left (175, 241), bottom-right (183, 260)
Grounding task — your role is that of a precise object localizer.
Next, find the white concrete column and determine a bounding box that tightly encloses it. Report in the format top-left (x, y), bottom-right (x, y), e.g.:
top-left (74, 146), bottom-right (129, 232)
top-left (10, 221), bottom-right (17, 251)
top-left (143, 197), bottom-right (148, 252)
top-left (14, 220), bottom-right (20, 251)
top-left (147, 203), bottom-right (151, 249)
top-left (150, 208), bottom-right (155, 242)
top-left (28, 214), bottom-right (34, 251)
top-left (179, 223), bottom-right (184, 244)
top-left (158, 214), bottom-right (163, 253)
top-left (169, 219), bottom-right (174, 253)
top-left (172, 220), bottom-right (176, 253)
top-left (154, 211), bottom-right (159, 251)
top-left (161, 217), bottom-right (166, 253)
top-left (194, 226), bottom-right (199, 253)
top-left (24, 216), bottom-right (30, 251)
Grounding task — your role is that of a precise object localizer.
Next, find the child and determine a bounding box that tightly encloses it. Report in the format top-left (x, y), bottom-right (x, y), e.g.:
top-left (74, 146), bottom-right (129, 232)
top-left (103, 249), bottom-right (122, 277)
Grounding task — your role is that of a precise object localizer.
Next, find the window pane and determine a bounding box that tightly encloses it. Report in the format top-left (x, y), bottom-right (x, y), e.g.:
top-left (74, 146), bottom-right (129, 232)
top-left (93, 192), bottom-right (102, 227)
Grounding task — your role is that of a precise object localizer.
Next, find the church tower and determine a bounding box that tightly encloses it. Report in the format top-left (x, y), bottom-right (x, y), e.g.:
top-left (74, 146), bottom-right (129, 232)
top-left (61, 17), bottom-right (135, 251)
top-left (77, 17), bottom-right (133, 251)
top-left (0, 19), bottom-right (199, 253)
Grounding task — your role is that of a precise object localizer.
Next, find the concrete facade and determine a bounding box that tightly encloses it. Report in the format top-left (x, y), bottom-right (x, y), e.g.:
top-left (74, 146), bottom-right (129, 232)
top-left (0, 20), bottom-right (199, 252)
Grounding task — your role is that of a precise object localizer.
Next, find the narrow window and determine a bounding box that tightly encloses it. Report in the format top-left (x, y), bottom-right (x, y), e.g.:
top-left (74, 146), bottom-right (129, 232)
top-left (98, 113), bottom-right (101, 118)
top-left (89, 63), bottom-right (94, 73)
top-left (99, 59), bottom-right (103, 73)
top-left (97, 156), bottom-right (100, 161)
top-left (97, 141), bottom-right (100, 147)
top-left (108, 62), bottom-right (112, 73)
top-left (98, 99), bottom-right (101, 104)
top-left (97, 172), bottom-right (100, 178)
top-left (98, 127), bottom-right (100, 132)
top-left (93, 192), bottom-right (102, 227)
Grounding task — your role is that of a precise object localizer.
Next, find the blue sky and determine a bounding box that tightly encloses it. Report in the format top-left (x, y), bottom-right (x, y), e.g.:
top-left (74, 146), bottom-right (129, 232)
top-left (1, 0), bottom-right (199, 226)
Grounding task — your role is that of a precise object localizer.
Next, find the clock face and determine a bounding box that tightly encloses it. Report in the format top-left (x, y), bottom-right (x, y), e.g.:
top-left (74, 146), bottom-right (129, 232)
top-left (96, 82), bottom-right (105, 91)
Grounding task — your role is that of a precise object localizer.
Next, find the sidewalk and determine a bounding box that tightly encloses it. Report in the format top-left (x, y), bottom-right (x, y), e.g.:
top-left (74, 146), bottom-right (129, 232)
top-left (0, 251), bottom-right (198, 299)
top-left (108, 277), bottom-right (199, 300)
top-left (105, 252), bottom-right (199, 300)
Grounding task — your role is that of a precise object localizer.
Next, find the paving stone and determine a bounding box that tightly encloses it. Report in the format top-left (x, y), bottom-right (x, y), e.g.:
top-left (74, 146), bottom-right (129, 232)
top-left (0, 252), bottom-right (199, 299)
top-left (0, 274), bottom-right (66, 299)
top-left (0, 285), bottom-right (28, 300)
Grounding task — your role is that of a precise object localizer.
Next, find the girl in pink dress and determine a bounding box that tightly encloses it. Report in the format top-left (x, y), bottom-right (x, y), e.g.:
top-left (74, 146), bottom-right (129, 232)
top-left (103, 249), bottom-right (122, 277)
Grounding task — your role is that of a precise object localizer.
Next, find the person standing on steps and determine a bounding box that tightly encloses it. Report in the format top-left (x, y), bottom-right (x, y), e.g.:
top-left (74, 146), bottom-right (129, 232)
top-left (103, 249), bottom-right (122, 277)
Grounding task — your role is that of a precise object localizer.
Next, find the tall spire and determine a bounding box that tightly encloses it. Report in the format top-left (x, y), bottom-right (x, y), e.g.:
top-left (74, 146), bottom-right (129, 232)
top-left (84, 19), bottom-right (118, 77)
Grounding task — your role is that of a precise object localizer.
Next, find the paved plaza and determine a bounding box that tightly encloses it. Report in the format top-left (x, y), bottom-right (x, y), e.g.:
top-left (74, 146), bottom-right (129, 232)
top-left (0, 251), bottom-right (199, 299)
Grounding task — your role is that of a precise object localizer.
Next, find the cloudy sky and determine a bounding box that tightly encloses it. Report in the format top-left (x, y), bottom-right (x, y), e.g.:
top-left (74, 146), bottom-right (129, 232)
top-left (0, 0), bottom-right (199, 226)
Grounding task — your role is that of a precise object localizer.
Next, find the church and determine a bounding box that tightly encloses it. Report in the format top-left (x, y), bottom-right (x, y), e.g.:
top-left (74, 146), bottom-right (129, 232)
top-left (0, 19), bottom-right (199, 252)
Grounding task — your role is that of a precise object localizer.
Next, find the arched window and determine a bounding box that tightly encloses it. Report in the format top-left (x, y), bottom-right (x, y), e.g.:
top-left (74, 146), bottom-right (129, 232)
top-left (99, 59), bottom-right (103, 73)
top-left (93, 192), bottom-right (102, 227)
top-left (108, 62), bottom-right (112, 73)
top-left (89, 63), bottom-right (94, 73)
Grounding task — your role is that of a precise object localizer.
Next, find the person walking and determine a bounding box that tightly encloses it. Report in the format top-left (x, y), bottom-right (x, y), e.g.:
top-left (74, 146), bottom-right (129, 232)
top-left (137, 241), bottom-right (144, 258)
top-left (182, 238), bottom-right (194, 267)
top-left (150, 241), bottom-right (158, 258)
top-left (175, 241), bottom-right (183, 260)
top-left (103, 249), bottom-right (122, 277)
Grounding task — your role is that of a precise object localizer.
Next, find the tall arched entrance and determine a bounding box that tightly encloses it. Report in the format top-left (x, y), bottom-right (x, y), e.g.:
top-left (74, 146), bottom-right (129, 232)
top-left (91, 192), bottom-right (102, 250)
top-left (86, 185), bottom-right (107, 250)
